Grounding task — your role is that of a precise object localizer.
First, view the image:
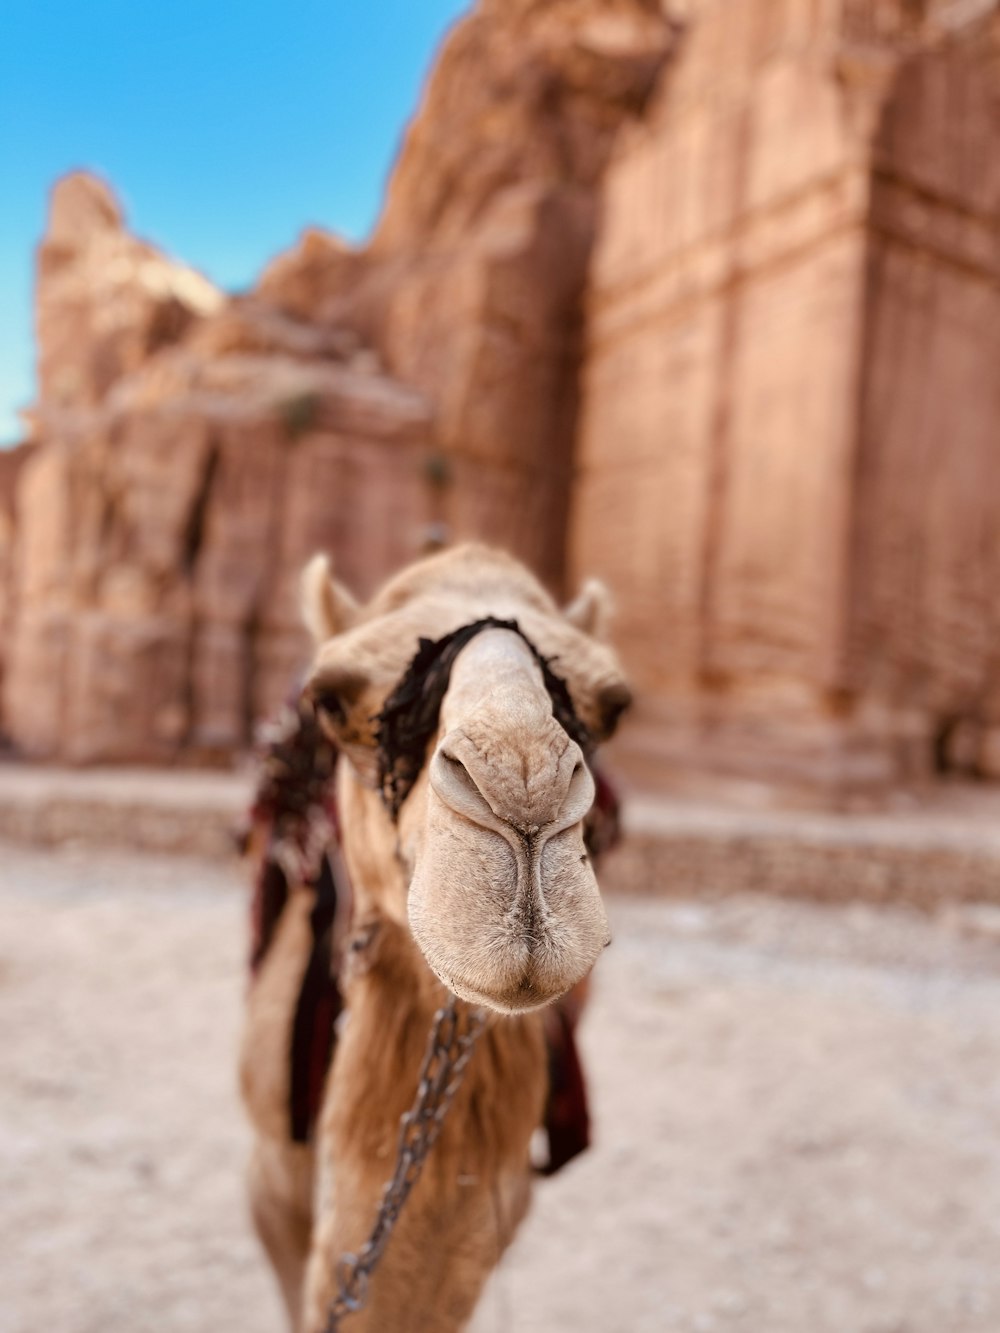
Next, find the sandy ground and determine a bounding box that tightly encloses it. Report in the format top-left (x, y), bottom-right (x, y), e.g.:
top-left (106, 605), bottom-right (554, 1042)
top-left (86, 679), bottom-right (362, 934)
top-left (3, 842), bottom-right (1000, 1333)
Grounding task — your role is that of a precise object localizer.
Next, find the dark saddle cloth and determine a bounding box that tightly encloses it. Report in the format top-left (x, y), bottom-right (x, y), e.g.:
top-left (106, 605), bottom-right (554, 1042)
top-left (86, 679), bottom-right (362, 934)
top-left (246, 697), bottom-right (619, 1172)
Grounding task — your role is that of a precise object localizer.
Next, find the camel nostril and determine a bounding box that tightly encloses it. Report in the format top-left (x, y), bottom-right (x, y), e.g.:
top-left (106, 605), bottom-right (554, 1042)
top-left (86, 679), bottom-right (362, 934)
top-left (557, 755), bottom-right (596, 830)
top-left (439, 751), bottom-right (482, 797)
top-left (432, 734), bottom-right (595, 837)
top-left (430, 747), bottom-right (495, 824)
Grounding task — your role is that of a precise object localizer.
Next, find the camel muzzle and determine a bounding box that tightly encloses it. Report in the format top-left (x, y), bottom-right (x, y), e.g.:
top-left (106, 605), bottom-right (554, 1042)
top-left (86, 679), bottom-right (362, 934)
top-left (373, 616), bottom-right (594, 821)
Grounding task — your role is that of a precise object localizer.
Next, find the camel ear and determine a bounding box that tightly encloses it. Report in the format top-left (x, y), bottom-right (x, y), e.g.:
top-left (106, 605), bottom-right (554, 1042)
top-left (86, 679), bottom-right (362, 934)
top-left (564, 578), bottom-right (612, 640)
top-left (300, 553), bottom-right (359, 644)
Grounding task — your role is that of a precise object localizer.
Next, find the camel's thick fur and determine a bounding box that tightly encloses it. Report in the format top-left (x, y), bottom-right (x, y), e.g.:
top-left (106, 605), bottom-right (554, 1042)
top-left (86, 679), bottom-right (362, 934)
top-left (240, 545), bottom-right (629, 1331)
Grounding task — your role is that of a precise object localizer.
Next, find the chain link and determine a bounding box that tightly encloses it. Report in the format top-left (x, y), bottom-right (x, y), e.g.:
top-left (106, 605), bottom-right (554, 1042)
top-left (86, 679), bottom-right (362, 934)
top-left (321, 995), bottom-right (487, 1331)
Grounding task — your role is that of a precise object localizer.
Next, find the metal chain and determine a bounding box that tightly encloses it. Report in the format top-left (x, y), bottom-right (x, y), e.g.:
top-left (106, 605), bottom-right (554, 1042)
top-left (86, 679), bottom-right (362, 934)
top-left (321, 995), bottom-right (488, 1331)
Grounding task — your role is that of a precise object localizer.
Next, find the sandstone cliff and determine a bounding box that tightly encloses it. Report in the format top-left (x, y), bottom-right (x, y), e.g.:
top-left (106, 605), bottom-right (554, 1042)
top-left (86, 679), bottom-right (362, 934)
top-left (259, 0), bottom-right (674, 586)
top-left (4, 175), bottom-right (435, 762)
top-left (2, 0), bottom-right (672, 764)
top-left (4, 0), bottom-right (999, 791)
top-left (570, 0), bottom-right (1000, 789)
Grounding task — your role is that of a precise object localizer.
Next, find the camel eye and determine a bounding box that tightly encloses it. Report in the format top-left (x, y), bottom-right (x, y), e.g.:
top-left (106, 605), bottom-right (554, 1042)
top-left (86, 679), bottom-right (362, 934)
top-left (305, 663), bottom-right (371, 739)
top-left (596, 681), bottom-right (632, 740)
top-left (312, 689), bottom-right (346, 730)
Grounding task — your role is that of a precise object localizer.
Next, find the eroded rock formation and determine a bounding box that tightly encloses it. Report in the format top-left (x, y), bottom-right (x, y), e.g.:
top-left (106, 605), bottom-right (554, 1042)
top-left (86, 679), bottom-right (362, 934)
top-left (260, 0), bottom-right (674, 585)
top-left (2, 0), bottom-right (672, 764)
top-left (570, 0), bottom-right (1000, 790)
top-left (3, 0), bottom-right (1000, 790)
top-left (3, 177), bottom-right (434, 762)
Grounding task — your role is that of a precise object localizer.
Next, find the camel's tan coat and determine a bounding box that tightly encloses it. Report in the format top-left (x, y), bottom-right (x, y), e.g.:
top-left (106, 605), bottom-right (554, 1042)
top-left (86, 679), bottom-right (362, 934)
top-left (240, 545), bottom-right (629, 1331)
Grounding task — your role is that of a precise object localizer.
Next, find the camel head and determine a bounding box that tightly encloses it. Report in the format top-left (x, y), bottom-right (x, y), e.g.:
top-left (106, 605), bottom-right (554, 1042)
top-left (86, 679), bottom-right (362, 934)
top-left (301, 544), bottom-right (631, 1015)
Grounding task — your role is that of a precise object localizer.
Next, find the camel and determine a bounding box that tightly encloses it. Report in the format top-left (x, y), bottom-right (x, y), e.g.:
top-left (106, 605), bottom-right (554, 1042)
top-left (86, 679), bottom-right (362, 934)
top-left (239, 543), bottom-right (631, 1332)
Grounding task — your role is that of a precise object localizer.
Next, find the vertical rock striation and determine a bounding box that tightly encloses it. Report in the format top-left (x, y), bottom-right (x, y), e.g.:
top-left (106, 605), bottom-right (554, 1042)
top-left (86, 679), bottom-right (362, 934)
top-left (571, 0), bottom-right (1000, 791)
top-left (4, 182), bottom-right (433, 762)
top-left (4, 0), bottom-right (1000, 790)
top-left (2, 0), bottom-right (673, 764)
top-left (260, 0), bottom-right (675, 588)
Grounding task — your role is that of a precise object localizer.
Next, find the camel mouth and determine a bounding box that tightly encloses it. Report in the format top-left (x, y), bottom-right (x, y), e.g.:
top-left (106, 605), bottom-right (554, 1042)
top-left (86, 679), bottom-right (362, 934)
top-left (410, 897), bottom-right (604, 1015)
top-left (431, 961), bottom-right (567, 1015)
top-left (405, 758), bottom-right (611, 1017)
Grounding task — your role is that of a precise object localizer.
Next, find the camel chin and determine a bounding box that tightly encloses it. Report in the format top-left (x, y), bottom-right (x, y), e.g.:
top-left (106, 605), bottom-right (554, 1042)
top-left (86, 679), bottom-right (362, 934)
top-left (406, 796), bottom-right (611, 1016)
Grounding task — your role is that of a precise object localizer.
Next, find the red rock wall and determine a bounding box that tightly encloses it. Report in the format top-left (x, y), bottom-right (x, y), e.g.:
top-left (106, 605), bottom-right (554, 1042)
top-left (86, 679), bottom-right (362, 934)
top-left (261, 0), bottom-right (674, 589)
top-left (848, 30), bottom-right (1000, 777)
top-left (571, 0), bottom-right (1000, 791)
top-left (571, 0), bottom-right (875, 787)
top-left (3, 181), bottom-right (434, 762)
top-left (4, 0), bottom-right (1000, 789)
top-left (2, 1), bottom-right (672, 763)
top-left (4, 370), bottom-right (433, 764)
top-left (0, 443), bottom-right (31, 727)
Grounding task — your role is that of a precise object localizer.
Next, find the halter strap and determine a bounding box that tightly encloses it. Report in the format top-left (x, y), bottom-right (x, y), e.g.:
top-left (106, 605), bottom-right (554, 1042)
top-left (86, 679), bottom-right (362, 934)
top-left (373, 617), bottom-right (593, 821)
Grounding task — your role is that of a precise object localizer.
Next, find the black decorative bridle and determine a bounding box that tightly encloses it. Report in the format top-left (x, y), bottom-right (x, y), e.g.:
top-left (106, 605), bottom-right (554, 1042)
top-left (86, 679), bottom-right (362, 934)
top-left (372, 616), bottom-right (594, 821)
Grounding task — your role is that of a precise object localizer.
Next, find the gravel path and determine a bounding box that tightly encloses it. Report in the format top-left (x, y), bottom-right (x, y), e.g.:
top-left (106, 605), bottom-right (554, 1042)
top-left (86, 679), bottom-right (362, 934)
top-left (3, 841), bottom-right (1000, 1332)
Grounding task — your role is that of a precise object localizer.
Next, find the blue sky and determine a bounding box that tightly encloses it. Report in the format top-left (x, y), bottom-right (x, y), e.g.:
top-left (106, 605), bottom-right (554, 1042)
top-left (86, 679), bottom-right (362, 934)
top-left (0, 0), bottom-right (470, 443)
